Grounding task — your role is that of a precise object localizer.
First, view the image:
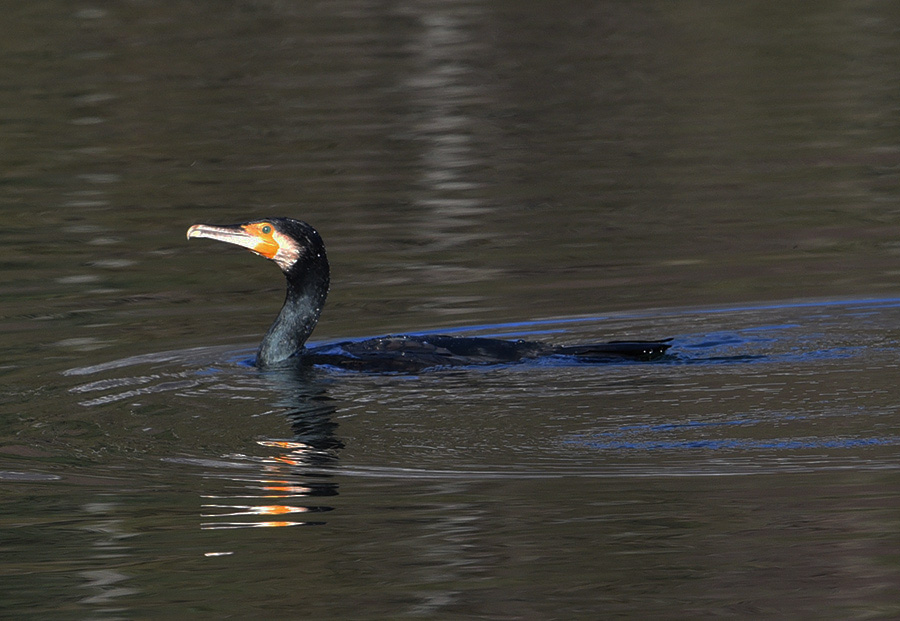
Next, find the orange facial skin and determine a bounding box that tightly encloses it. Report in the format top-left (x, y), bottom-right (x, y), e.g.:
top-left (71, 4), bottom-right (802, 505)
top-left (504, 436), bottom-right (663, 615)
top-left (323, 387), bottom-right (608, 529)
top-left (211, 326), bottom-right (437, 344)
top-left (240, 222), bottom-right (279, 259)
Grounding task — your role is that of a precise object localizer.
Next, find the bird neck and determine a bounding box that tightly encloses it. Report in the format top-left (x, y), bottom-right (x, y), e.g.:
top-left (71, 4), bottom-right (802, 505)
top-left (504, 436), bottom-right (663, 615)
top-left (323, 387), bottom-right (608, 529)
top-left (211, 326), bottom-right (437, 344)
top-left (256, 257), bottom-right (329, 367)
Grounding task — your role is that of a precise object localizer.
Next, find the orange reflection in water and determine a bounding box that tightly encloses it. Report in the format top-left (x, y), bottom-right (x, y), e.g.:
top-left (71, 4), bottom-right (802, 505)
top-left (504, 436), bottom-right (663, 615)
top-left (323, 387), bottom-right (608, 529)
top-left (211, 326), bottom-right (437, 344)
top-left (257, 440), bottom-right (306, 450)
top-left (261, 483), bottom-right (313, 495)
top-left (201, 520), bottom-right (303, 530)
top-left (202, 504), bottom-right (310, 517)
top-left (201, 504), bottom-right (312, 530)
top-left (256, 439), bottom-right (323, 468)
top-left (199, 439), bottom-right (334, 529)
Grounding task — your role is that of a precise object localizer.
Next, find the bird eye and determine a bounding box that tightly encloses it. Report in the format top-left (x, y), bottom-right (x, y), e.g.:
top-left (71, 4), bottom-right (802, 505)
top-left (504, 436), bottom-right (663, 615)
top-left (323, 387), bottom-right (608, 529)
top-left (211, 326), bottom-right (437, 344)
top-left (261, 224), bottom-right (272, 235)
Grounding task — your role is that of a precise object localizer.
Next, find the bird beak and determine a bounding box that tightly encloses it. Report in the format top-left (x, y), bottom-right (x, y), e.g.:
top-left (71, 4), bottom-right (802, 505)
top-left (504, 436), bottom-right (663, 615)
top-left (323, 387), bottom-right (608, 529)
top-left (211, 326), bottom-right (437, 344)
top-left (187, 223), bottom-right (279, 259)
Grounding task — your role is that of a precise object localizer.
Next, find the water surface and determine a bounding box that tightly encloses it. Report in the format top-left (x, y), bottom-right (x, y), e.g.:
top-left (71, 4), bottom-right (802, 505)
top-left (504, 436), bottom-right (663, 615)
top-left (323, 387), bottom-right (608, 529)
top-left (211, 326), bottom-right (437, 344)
top-left (3, 1), bottom-right (900, 618)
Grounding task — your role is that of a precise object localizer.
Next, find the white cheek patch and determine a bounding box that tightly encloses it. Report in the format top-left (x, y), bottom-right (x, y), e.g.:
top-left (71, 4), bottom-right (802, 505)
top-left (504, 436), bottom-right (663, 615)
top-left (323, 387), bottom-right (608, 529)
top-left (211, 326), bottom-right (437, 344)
top-left (271, 230), bottom-right (302, 270)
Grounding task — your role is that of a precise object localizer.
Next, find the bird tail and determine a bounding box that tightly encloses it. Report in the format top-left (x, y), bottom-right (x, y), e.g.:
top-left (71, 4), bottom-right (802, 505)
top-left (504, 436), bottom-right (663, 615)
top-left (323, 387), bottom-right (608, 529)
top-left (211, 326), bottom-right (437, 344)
top-left (555, 339), bottom-right (672, 361)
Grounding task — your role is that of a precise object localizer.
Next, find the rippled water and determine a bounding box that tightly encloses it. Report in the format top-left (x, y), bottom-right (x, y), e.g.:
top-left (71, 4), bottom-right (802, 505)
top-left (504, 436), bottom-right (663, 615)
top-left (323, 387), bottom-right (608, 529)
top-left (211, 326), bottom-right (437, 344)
top-left (4, 1), bottom-right (900, 618)
top-left (4, 300), bottom-right (897, 617)
top-left (60, 298), bottom-right (900, 480)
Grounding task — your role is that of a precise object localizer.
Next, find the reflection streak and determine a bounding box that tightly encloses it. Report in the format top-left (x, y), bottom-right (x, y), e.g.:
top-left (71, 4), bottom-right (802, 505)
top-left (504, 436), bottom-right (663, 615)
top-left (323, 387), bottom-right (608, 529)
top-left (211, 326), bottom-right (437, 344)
top-left (197, 368), bottom-right (342, 529)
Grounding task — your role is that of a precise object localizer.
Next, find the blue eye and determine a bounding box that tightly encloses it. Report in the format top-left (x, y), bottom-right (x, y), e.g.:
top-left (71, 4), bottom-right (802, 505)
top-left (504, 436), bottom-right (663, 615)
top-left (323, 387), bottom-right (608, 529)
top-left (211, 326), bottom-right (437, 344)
top-left (261, 225), bottom-right (272, 235)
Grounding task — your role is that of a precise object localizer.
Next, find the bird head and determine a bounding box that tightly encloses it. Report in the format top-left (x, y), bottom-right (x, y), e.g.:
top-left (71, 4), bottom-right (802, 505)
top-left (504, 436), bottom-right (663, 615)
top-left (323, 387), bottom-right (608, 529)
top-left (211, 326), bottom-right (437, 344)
top-left (187, 217), bottom-right (325, 273)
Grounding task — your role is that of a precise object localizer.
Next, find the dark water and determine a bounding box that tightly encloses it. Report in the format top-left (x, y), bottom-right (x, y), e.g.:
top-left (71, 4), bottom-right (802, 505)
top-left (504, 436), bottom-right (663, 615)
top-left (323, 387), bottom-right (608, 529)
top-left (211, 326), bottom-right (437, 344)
top-left (3, 1), bottom-right (900, 618)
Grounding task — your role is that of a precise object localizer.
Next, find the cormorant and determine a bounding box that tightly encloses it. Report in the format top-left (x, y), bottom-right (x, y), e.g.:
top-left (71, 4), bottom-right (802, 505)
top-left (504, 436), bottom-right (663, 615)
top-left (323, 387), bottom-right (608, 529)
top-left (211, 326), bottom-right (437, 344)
top-left (187, 218), bottom-right (671, 371)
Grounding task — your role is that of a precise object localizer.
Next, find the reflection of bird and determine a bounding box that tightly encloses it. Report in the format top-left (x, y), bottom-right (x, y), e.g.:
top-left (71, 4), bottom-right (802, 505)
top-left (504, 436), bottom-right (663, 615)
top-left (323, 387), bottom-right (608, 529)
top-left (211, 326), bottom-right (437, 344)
top-left (187, 218), bottom-right (671, 371)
